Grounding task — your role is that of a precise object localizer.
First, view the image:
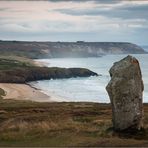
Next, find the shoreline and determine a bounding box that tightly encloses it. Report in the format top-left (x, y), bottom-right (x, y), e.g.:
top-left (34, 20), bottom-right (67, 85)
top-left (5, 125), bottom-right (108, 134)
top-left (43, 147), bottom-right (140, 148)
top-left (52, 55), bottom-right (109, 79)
top-left (0, 59), bottom-right (53, 102)
top-left (0, 59), bottom-right (66, 102)
top-left (0, 83), bottom-right (54, 102)
top-left (28, 81), bottom-right (67, 102)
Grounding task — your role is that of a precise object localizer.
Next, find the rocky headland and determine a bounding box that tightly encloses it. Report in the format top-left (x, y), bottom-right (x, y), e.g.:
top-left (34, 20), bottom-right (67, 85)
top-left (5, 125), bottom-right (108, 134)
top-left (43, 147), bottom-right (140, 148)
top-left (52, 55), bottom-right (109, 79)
top-left (0, 58), bottom-right (98, 83)
top-left (0, 67), bottom-right (98, 83)
top-left (0, 41), bottom-right (146, 58)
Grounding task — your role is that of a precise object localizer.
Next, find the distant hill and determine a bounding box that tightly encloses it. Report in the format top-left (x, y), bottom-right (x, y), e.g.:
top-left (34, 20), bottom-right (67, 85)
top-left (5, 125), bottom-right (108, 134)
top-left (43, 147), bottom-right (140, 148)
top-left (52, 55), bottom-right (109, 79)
top-left (0, 40), bottom-right (146, 59)
top-left (141, 45), bottom-right (148, 52)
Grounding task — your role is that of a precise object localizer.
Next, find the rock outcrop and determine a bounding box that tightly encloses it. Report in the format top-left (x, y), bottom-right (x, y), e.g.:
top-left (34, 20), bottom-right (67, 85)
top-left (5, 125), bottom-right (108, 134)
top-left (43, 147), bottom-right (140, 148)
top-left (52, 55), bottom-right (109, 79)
top-left (0, 67), bottom-right (98, 83)
top-left (106, 55), bottom-right (144, 131)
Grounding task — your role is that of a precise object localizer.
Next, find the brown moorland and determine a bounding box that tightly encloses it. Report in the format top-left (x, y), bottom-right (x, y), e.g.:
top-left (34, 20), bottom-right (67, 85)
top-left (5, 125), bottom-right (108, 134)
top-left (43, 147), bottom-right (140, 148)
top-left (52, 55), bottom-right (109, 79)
top-left (0, 97), bottom-right (148, 147)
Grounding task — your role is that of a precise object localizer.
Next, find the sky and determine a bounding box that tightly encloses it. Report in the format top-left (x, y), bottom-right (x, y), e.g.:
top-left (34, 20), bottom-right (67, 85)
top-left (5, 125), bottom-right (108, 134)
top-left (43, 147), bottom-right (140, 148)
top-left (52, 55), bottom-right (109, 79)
top-left (0, 0), bottom-right (148, 45)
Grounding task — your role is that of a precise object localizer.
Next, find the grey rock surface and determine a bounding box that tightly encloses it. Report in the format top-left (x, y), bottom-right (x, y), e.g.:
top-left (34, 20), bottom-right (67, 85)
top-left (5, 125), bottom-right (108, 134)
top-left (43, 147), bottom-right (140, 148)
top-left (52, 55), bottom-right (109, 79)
top-left (106, 55), bottom-right (144, 131)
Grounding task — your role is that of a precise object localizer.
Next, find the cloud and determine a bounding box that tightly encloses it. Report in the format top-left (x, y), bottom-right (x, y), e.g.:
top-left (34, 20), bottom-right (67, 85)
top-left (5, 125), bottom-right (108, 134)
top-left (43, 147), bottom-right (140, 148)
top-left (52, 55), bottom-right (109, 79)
top-left (0, 0), bottom-right (147, 44)
top-left (54, 1), bottom-right (148, 20)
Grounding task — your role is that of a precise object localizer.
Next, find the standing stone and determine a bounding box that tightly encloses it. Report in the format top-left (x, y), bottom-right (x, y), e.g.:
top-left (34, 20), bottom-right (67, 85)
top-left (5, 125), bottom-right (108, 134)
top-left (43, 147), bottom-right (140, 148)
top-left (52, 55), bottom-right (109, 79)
top-left (106, 55), bottom-right (144, 131)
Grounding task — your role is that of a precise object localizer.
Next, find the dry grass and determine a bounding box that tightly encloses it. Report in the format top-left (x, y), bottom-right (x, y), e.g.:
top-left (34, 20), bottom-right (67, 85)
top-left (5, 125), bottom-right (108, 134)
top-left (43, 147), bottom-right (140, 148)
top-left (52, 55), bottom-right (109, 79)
top-left (0, 55), bottom-right (35, 66)
top-left (0, 99), bottom-right (148, 147)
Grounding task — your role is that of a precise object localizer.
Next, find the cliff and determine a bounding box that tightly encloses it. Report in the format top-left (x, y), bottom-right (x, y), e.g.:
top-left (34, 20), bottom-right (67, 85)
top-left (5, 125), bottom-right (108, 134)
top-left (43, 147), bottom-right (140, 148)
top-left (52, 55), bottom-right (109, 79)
top-left (0, 41), bottom-right (146, 58)
top-left (0, 59), bottom-right (98, 83)
top-left (0, 67), bottom-right (98, 83)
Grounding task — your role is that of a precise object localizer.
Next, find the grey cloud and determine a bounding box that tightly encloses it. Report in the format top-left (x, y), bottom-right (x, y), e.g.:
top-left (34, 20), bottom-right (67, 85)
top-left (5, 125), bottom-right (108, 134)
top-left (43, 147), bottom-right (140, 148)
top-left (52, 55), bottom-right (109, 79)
top-left (93, 0), bottom-right (121, 4)
top-left (122, 4), bottom-right (148, 11)
top-left (0, 0), bottom-right (147, 45)
top-left (0, 8), bottom-right (9, 11)
top-left (54, 8), bottom-right (108, 16)
top-left (54, 3), bottom-right (148, 20)
top-left (47, 0), bottom-right (120, 4)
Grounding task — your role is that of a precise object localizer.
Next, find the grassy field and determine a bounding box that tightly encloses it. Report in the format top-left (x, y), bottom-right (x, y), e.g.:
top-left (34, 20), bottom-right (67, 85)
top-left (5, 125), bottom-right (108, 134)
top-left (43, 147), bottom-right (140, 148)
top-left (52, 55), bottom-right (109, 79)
top-left (0, 98), bottom-right (148, 147)
top-left (0, 58), bottom-right (33, 71)
top-left (0, 55), bottom-right (35, 68)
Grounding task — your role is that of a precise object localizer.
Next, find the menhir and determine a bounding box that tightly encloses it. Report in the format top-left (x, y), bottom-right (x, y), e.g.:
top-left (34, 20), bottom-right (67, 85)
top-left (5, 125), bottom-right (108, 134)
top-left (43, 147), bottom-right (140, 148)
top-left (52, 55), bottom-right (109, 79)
top-left (106, 55), bottom-right (144, 131)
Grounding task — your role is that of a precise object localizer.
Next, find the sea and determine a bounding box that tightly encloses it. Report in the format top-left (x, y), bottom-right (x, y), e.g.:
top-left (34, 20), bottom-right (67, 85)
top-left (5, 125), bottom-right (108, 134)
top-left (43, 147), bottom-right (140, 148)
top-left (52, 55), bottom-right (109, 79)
top-left (31, 54), bottom-right (148, 103)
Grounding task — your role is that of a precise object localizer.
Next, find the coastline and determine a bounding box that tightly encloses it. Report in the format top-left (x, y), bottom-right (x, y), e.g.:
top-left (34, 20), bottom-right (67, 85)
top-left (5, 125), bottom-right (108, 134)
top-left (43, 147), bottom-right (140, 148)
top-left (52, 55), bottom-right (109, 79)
top-left (0, 83), bottom-right (53, 102)
top-left (0, 59), bottom-right (68, 102)
top-left (0, 59), bottom-right (53, 102)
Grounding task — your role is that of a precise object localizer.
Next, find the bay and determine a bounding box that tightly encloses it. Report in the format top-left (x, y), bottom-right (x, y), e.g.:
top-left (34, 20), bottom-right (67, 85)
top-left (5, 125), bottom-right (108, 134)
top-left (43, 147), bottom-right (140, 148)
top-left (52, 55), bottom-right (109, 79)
top-left (32, 54), bottom-right (148, 103)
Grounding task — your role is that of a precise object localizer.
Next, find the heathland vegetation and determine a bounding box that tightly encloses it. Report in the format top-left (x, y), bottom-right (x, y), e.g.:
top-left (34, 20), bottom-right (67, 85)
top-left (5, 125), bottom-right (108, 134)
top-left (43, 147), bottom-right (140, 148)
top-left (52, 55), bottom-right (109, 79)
top-left (0, 99), bottom-right (148, 147)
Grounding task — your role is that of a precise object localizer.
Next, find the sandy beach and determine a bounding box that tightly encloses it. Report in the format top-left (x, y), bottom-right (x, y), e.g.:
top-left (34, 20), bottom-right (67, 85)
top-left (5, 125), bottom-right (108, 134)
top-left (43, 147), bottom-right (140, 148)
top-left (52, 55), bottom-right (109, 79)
top-left (0, 60), bottom-right (60, 102)
top-left (0, 83), bottom-right (53, 102)
top-left (34, 60), bottom-right (49, 67)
